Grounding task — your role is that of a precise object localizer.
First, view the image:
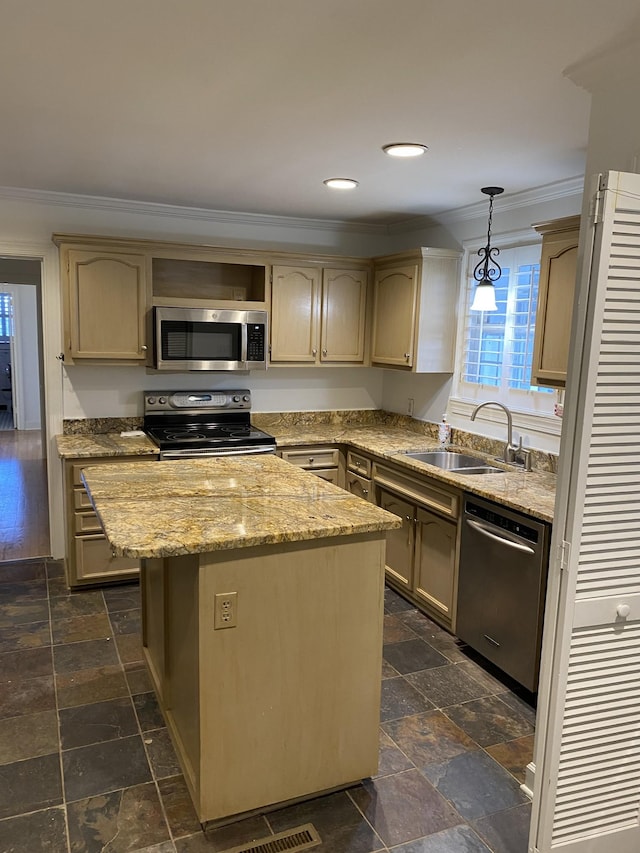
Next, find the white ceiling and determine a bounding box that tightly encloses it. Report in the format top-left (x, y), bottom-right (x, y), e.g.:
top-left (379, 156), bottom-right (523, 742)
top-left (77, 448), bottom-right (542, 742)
top-left (1, 0), bottom-right (639, 226)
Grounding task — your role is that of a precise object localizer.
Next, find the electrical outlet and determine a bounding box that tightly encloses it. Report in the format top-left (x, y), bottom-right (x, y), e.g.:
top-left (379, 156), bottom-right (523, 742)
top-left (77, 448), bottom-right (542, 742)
top-left (214, 591), bottom-right (238, 629)
top-left (407, 398), bottom-right (414, 416)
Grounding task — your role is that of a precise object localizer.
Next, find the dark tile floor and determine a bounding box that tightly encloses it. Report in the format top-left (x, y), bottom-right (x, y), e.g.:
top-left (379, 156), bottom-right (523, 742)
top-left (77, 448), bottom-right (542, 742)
top-left (0, 560), bottom-right (535, 853)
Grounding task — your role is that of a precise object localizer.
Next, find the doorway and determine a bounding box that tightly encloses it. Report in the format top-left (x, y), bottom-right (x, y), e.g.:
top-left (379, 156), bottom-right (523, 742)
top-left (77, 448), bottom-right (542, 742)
top-left (0, 260), bottom-right (50, 561)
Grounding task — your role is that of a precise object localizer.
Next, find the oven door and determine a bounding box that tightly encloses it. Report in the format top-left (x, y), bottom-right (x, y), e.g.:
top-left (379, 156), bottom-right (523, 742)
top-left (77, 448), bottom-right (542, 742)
top-left (153, 306), bottom-right (267, 371)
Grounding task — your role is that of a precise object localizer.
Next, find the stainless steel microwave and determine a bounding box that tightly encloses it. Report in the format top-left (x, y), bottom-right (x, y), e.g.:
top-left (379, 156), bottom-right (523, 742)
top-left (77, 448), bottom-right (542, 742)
top-left (153, 306), bottom-right (268, 371)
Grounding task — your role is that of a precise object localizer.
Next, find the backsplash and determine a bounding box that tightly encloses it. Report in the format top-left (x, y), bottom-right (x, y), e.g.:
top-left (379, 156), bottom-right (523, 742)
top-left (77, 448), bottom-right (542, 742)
top-left (62, 410), bottom-right (558, 473)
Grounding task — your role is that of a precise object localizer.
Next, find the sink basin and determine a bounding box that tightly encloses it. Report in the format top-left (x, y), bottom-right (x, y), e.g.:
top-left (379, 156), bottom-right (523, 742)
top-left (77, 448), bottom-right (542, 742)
top-left (405, 450), bottom-right (503, 475)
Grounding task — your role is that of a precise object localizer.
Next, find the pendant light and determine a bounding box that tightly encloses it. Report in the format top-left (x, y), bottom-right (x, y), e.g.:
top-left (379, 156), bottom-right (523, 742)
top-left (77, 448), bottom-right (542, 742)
top-left (470, 186), bottom-right (504, 312)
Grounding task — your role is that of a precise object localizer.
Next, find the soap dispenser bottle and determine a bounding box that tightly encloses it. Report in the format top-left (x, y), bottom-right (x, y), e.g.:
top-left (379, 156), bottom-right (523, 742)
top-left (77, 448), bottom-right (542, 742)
top-left (438, 414), bottom-right (451, 448)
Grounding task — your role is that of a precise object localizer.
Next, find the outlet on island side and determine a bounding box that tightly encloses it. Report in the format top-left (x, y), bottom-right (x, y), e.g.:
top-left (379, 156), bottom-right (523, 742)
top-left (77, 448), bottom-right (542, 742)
top-left (407, 398), bottom-right (414, 416)
top-left (214, 591), bottom-right (238, 629)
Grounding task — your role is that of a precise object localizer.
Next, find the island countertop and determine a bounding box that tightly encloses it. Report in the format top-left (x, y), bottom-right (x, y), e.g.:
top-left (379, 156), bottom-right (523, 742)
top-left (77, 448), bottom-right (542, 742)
top-left (81, 453), bottom-right (402, 559)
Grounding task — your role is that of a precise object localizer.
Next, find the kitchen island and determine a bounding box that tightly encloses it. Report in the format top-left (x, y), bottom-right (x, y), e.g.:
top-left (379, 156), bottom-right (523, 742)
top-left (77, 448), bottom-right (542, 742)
top-left (81, 454), bottom-right (401, 826)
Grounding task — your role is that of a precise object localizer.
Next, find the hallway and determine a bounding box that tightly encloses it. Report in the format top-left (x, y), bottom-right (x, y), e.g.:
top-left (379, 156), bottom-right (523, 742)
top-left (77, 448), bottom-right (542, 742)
top-left (0, 429), bottom-right (50, 562)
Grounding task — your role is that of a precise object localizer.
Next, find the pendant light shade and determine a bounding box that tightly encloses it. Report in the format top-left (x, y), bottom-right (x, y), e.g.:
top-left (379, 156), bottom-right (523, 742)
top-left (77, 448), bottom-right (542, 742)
top-left (470, 280), bottom-right (498, 311)
top-left (470, 186), bottom-right (504, 312)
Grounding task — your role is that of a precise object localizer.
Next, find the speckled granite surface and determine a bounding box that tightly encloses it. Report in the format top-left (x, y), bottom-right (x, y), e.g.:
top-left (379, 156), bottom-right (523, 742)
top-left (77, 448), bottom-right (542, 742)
top-left (56, 433), bottom-right (159, 458)
top-left (81, 454), bottom-right (402, 559)
top-left (271, 425), bottom-right (557, 523)
top-left (57, 418), bottom-right (557, 523)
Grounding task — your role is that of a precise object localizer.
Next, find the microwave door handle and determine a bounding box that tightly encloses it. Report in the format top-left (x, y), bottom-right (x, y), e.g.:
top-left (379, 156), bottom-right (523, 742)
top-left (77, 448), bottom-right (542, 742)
top-left (241, 322), bottom-right (248, 364)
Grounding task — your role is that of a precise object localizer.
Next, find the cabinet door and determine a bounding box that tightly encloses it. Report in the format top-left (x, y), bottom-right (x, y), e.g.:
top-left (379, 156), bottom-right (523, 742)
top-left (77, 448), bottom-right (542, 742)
top-left (414, 507), bottom-right (457, 624)
top-left (346, 471), bottom-right (374, 503)
top-left (378, 487), bottom-right (414, 589)
top-left (74, 535), bottom-right (139, 583)
top-left (270, 266), bottom-right (321, 363)
top-left (321, 268), bottom-right (367, 363)
top-left (531, 222), bottom-right (579, 387)
top-left (66, 249), bottom-right (149, 360)
top-left (371, 264), bottom-right (417, 367)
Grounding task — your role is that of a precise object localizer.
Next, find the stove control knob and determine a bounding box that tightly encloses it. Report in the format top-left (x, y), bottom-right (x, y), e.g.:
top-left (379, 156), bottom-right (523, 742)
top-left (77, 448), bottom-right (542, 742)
top-left (147, 397), bottom-right (156, 405)
top-left (243, 395), bottom-right (250, 402)
top-left (158, 397), bottom-right (167, 404)
top-left (233, 395), bottom-right (241, 402)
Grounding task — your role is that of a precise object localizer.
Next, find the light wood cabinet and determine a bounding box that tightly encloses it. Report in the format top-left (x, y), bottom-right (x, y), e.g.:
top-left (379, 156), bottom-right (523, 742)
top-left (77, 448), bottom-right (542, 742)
top-left (345, 451), bottom-right (375, 503)
top-left (279, 445), bottom-right (345, 487)
top-left (60, 247), bottom-right (150, 363)
top-left (374, 462), bottom-right (460, 630)
top-left (371, 248), bottom-right (460, 372)
top-left (531, 215), bottom-right (580, 387)
top-left (270, 265), bottom-right (368, 365)
top-left (63, 454), bottom-right (157, 588)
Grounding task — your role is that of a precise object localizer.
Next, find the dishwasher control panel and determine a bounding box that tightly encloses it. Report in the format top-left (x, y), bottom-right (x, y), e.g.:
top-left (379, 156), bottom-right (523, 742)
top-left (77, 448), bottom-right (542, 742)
top-left (465, 500), bottom-right (540, 544)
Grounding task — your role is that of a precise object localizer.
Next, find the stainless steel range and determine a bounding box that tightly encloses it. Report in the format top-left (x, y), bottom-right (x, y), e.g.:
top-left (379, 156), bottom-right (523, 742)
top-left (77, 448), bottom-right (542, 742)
top-left (143, 389), bottom-right (276, 459)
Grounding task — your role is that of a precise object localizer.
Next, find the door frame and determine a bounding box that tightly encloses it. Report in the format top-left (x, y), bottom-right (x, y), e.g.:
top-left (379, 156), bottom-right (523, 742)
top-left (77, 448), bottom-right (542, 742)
top-left (0, 240), bottom-right (64, 558)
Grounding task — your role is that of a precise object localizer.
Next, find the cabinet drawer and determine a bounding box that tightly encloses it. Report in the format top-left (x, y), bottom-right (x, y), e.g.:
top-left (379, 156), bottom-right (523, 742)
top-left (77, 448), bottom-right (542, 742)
top-left (374, 463), bottom-right (459, 519)
top-left (346, 471), bottom-right (374, 502)
top-left (347, 451), bottom-right (371, 477)
top-left (74, 535), bottom-right (139, 582)
top-left (281, 448), bottom-right (339, 469)
top-left (74, 511), bottom-right (103, 534)
top-left (312, 468), bottom-right (340, 485)
top-left (74, 488), bottom-right (94, 510)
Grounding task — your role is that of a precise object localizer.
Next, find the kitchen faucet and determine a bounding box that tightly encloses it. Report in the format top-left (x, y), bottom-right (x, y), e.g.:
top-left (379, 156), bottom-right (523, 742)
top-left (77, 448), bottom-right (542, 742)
top-left (470, 400), bottom-right (531, 469)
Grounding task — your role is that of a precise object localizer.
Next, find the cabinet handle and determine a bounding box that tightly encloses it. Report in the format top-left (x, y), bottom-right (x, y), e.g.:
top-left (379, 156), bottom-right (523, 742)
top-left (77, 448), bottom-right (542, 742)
top-left (312, 348), bottom-right (317, 356)
top-left (322, 348), bottom-right (327, 356)
top-left (404, 353), bottom-right (411, 360)
top-left (309, 457), bottom-right (314, 464)
top-left (363, 489), bottom-right (368, 496)
top-left (141, 345), bottom-right (148, 352)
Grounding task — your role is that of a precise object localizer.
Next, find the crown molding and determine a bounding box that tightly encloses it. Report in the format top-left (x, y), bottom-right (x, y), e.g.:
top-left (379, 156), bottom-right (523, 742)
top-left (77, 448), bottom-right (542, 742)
top-left (0, 177), bottom-right (584, 236)
top-left (388, 176), bottom-right (585, 233)
top-left (0, 185), bottom-right (389, 235)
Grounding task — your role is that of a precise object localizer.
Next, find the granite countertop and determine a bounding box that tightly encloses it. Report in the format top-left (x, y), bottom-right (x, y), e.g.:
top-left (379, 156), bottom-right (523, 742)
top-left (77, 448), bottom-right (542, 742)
top-left (56, 432), bottom-right (159, 458)
top-left (57, 422), bottom-right (556, 524)
top-left (81, 454), bottom-right (402, 559)
top-left (271, 425), bottom-right (557, 523)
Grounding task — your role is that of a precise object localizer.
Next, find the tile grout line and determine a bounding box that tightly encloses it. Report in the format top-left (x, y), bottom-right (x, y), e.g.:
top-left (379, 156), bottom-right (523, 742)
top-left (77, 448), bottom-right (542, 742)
top-left (46, 557), bottom-right (73, 853)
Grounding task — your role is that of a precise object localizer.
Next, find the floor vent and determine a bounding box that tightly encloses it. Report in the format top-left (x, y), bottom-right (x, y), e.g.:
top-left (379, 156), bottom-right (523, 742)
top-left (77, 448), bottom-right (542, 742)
top-left (219, 823), bottom-right (321, 853)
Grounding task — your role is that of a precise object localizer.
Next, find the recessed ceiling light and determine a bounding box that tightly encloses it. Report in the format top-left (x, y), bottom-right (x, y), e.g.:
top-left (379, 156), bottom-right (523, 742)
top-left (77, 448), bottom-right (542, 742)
top-left (323, 178), bottom-right (359, 190)
top-left (382, 143), bottom-right (428, 158)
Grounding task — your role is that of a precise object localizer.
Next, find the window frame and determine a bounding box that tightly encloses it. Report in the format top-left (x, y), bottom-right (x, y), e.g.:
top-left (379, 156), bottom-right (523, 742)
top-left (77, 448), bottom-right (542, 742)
top-left (450, 229), bottom-right (562, 441)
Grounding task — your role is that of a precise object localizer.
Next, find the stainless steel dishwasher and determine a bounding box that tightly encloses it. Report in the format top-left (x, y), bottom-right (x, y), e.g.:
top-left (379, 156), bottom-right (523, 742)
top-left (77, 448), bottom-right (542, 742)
top-left (456, 494), bottom-right (550, 692)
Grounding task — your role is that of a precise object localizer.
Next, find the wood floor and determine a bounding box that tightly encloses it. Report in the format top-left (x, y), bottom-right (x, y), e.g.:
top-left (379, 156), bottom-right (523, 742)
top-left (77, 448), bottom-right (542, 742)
top-left (0, 428), bottom-right (50, 562)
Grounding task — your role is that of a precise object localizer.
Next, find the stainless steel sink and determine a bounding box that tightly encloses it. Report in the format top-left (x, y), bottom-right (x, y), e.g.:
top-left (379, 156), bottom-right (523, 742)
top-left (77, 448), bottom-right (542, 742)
top-left (404, 450), bottom-right (503, 474)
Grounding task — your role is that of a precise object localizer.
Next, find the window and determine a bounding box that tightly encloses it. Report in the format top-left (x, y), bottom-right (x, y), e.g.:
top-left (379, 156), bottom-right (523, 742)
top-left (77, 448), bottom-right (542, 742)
top-left (454, 241), bottom-right (557, 421)
top-left (0, 293), bottom-right (12, 342)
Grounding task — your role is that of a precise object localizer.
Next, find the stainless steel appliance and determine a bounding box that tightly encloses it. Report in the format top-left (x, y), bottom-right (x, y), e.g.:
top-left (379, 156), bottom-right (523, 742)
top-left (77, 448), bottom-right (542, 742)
top-left (153, 306), bottom-right (268, 371)
top-left (143, 389), bottom-right (276, 459)
top-left (456, 494), bottom-right (550, 692)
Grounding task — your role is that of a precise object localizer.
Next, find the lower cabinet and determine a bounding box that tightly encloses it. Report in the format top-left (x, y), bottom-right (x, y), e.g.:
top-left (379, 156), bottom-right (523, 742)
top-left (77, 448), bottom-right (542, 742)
top-left (345, 451), bottom-right (375, 502)
top-left (375, 463), bottom-right (460, 631)
top-left (279, 445), bottom-right (345, 487)
top-left (63, 454), bottom-right (157, 588)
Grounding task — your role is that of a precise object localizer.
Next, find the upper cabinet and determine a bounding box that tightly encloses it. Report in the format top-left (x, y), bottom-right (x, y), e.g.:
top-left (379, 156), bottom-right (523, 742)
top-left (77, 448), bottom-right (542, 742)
top-left (270, 264), bottom-right (368, 366)
top-left (58, 244), bottom-right (151, 364)
top-left (371, 248), bottom-right (461, 372)
top-left (531, 215), bottom-right (580, 387)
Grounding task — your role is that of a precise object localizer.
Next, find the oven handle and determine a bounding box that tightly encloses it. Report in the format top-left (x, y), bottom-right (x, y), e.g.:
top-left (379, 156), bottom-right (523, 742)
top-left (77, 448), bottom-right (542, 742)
top-left (160, 446), bottom-right (276, 459)
top-left (465, 517), bottom-right (535, 554)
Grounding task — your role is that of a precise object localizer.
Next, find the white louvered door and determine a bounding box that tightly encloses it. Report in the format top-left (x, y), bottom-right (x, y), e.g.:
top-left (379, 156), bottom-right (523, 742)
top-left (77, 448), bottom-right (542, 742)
top-left (531, 171), bottom-right (640, 853)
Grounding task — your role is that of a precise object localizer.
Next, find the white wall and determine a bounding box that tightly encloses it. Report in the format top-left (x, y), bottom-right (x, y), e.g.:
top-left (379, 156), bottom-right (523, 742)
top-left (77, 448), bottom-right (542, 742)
top-left (63, 365), bottom-right (384, 418)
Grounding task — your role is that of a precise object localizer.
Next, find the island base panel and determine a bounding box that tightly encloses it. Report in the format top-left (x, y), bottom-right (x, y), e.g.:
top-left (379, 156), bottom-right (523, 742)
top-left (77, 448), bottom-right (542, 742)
top-left (142, 533), bottom-right (386, 824)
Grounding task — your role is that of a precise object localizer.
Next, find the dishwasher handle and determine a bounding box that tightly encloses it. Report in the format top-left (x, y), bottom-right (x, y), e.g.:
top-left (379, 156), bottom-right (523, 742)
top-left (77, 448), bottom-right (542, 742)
top-left (465, 517), bottom-right (535, 554)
